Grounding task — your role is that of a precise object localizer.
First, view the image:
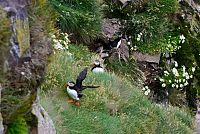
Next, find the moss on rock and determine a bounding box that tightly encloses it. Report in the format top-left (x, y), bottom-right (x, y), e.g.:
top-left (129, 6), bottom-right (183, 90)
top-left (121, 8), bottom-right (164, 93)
top-left (16, 18), bottom-right (30, 57)
top-left (0, 7), bottom-right (11, 82)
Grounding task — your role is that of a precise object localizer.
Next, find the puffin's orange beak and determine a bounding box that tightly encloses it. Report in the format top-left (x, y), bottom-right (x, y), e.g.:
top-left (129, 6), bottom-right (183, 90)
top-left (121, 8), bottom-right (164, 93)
top-left (64, 83), bottom-right (68, 88)
top-left (90, 63), bottom-right (95, 67)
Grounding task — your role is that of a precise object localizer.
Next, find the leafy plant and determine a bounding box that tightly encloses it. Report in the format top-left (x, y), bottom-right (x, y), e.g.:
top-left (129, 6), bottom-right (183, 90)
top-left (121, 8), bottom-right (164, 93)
top-left (7, 117), bottom-right (28, 134)
top-left (50, 31), bottom-right (71, 51)
top-left (48, 0), bottom-right (102, 43)
top-left (158, 62), bottom-right (195, 90)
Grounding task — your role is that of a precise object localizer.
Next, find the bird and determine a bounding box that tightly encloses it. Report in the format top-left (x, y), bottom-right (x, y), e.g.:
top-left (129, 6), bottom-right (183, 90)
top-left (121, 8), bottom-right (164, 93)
top-left (91, 60), bottom-right (105, 73)
top-left (108, 33), bottom-right (127, 49)
top-left (65, 68), bottom-right (99, 106)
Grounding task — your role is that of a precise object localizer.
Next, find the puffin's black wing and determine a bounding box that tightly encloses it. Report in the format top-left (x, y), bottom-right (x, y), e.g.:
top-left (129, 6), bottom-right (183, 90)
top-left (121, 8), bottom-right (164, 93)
top-left (75, 68), bottom-right (88, 89)
top-left (82, 85), bottom-right (100, 90)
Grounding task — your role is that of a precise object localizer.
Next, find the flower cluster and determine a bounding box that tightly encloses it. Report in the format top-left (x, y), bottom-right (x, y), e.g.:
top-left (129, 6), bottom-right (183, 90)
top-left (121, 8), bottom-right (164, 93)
top-left (130, 45), bottom-right (137, 51)
top-left (158, 61), bottom-right (196, 90)
top-left (161, 35), bottom-right (181, 55)
top-left (142, 86), bottom-right (151, 96)
top-left (51, 32), bottom-right (70, 51)
top-left (136, 32), bottom-right (143, 41)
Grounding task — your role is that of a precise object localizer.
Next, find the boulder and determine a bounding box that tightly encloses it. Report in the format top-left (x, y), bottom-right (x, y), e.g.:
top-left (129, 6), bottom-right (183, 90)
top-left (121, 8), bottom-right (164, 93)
top-left (32, 95), bottom-right (56, 134)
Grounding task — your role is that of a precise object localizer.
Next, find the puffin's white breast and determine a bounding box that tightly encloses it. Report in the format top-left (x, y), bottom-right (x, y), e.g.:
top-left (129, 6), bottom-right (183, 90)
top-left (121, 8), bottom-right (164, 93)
top-left (116, 39), bottom-right (122, 48)
top-left (92, 67), bottom-right (104, 73)
top-left (67, 87), bottom-right (79, 100)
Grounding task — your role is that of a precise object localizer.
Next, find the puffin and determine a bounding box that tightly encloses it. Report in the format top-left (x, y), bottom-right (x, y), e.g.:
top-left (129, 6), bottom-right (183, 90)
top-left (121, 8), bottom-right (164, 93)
top-left (91, 60), bottom-right (105, 73)
top-left (65, 68), bottom-right (99, 106)
top-left (108, 33), bottom-right (127, 49)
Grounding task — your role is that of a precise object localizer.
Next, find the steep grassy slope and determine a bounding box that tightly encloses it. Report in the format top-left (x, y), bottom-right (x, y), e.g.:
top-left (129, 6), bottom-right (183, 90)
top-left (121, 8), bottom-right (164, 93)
top-left (40, 45), bottom-right (194, 134)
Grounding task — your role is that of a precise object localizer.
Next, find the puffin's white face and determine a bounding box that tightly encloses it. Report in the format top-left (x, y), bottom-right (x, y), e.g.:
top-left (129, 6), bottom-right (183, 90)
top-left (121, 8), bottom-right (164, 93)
top-left (67, 82), bottom-right (75, 87)
top-left (94, 60), bottom-right (100, 66)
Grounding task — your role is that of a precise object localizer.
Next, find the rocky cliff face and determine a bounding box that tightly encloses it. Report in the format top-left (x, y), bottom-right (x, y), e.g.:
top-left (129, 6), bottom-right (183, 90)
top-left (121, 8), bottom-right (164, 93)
top-left (0, 0), bottom-right (53, 133)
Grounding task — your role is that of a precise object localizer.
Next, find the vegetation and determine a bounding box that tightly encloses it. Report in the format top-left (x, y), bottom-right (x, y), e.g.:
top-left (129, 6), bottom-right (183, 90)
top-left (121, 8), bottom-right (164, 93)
top-left (102, 0), bottom-right (200, 108)
top-left (40, 45), bottom-right (193, 133)
top-left (1, 0), bottom-right (200, 133)
top-left (0, 8), bottom-right (10, 82)
top-left (48, 0), bottom-right (102, 43)
top-left (105, 58), bottom-right (144, 86)
top-left (102, 0), bottom-right (181, 54)
top-left (7, 117), bottom-right (28, 134)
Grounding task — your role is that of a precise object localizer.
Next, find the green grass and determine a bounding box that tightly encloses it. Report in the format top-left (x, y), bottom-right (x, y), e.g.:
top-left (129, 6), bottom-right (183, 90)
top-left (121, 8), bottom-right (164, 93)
top-left (48, 0), bottom-right (102, 43)
top-left (40, 45), bottom-right (194, 134)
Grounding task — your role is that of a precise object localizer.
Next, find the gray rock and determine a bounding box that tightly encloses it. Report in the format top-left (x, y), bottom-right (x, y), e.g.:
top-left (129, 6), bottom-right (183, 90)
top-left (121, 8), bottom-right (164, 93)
top-left (194, 105), bottom-right (200, 134)
top-left (102, 18), bottom-right (121, 39)
top-left (133, 52), bottom-right (161, 64)
top-left (0, 85), bottom-right (4, 134)
top-left (32, 95), bottom-right (56, 134)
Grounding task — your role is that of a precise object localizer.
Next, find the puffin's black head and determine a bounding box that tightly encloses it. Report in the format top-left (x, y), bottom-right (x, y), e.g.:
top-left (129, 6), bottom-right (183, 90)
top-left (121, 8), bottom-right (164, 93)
top-left (65, 81), bottom-right (75, 88)
top-left (91, 60), bottom-right (101, 68)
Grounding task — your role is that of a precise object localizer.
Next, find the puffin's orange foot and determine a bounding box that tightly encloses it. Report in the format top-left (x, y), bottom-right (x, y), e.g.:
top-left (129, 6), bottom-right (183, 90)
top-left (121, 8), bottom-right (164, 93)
top-left (75, 102), bottom-right (80, 106)
top-left (68, 99), bottom-right (75, 103)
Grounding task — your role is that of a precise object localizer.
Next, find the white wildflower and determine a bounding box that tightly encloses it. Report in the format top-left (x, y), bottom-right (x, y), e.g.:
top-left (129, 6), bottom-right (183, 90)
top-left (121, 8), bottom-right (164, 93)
top-left (142, 87), bottom-right (146, 91)
top-left (144, 91), bottom-right (149, 96)
top-left (137, 34), bottom-right (142, 41)
top-left (145, 86), bottom-right (148, 89)
top-left (130, 47), bottom-right (134, 50)
top-left (164, 71), bottom-right (169, 76)
top-left (53, 39), bottom-right (58, 43)
top-left (184, 72), bottom-right (189, 78)
top-left (186, 75), bottom-right (190, 80)
top-left (134, 46), bottom-right (137, 51)
top-left (176, 84), bottom-right (179, 88)
top-left (182, 79), bottom-right (186, 82)
top-left (184, 81), bottom-right (188, 86)
top-left (127, 42), bottom-right (131, 45)
top-left (182, 73), bottom-right (186, 77)
top-left (162, 83), bottom-right (166, 87)
top-left (180, 84), bottom-right (183, 88)
top-left (179, 79), bottom-right (182, 83)
top-left (147, 89), bottom-right (151, 93)
top-left (168, 80), bottom-right (172, 83)
top-left (182, 65), bottom-right (186, 74)
top-left (190, 75), bottom-right (193, 78)
top-left (159, 78), bottom-right (164, 82)
top-left (172, 68), bottom-right (179, 76)
top-left (54, 42), bottom-right (64, 50)
top-left (172, 84), bottom-right (175, 88)
top-left (192, 67), bottom-right (195, 72)
top-left (51, 35), bottom-right (56, 38)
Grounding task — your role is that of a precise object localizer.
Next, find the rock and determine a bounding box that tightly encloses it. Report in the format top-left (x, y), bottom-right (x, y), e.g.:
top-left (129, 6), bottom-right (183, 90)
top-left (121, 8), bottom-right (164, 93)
top-left (133, 52), bottom-right (161, 64)
top-left (118, 39), bottom-right (129, 62)
top-left (102, 18), bottom-right (121, 39)
top-left (110, 39), bottom-right (129, 62)
top-left (0, 0), bottom-right (52, 131)
top-left (0, 84), bottom-right (4, 134)
top-left (32, 95), bottom-right (56, 134)
top-left (0, 113), bottom-right (3, 134)
top-left (194, 105), bottom-right (200, 134)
